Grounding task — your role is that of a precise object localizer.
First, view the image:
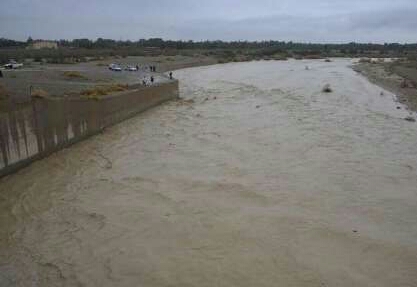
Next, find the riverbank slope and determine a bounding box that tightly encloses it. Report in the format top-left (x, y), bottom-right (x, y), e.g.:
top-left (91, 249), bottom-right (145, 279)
top-left (352, 59), bottom-right (417, 111)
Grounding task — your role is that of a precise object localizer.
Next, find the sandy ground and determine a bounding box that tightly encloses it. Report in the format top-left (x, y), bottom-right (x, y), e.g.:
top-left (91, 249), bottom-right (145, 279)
top-left (0, 55), bottom-right (216, 103)
top-left (352, 61), bottom-right (417, 112)
top-left (0, 59), bottom-right (417, 287)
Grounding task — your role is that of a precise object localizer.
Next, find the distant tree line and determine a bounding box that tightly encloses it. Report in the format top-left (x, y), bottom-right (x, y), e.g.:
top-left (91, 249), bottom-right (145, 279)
top-left (0, 38), bottom-right (27, 48)
top-left (1, 37), bottom-right (416, 51)
top-left (49, 38), bottom-right (417, 54)
top-left (0, 37), bottom-right (416, 64)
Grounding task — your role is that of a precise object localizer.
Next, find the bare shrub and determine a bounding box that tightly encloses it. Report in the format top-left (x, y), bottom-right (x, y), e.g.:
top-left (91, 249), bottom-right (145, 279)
top-left (31, 88), bottom-right (49, 98)
top-left (81, 84), bottom-right (129, 99)
top-left (322, 84), bottom-right (333, 93)
top-left (63, 71), bottom-right (87, 79)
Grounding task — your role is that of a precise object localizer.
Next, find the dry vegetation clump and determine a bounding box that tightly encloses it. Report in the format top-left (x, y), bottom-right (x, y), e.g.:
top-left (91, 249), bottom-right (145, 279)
top-left (176, 98), bottom-right (195, 106)
top-left (322, 84), bottom-right (333, 93)
top-left (81, 84), bottom-right (129, 99)
top-left (404, 116), bottom-right (416, 122)
top-left (359, 58), bottom-right (371, 63)
top-left (63, 71), bottom-right (88, 80)
top-left (31, 88), bottom-right (49, 98)
top-left (400, 79), bottom-right (416, 89)
top-left (272, 54), bottom-right (288, 61)
top-left (303, 54), bottom-right (323, 60)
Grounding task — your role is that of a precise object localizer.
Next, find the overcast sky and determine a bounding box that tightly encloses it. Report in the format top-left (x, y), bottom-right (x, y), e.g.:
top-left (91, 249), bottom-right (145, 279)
top-left (1, 0), bottom-right (416, 43)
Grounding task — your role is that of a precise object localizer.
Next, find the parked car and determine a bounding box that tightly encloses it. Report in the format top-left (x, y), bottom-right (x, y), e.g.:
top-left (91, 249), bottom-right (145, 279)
top-left (125, 65), bottom-right (138, 71)
top-left (4, 60), bottom-right (23, 69)
top-left (108, 63), bottom-right (122, 71)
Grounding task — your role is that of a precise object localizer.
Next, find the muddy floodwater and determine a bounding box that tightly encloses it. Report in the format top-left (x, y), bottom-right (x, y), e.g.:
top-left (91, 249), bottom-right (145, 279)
top-left (1, 59), bottom-right (417, 286)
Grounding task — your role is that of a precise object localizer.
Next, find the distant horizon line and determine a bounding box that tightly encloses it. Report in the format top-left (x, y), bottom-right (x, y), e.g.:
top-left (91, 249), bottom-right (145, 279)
top-left (1, 37), bottom-right (417, 46)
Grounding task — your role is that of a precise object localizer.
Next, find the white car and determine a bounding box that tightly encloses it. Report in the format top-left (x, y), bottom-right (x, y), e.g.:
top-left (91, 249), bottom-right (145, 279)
top-left (126, 66), bottom-right (138, 71)
top-left (4, 60), bottom-right (23, 69)
top-left (108, 63), bottom-right (122, 71)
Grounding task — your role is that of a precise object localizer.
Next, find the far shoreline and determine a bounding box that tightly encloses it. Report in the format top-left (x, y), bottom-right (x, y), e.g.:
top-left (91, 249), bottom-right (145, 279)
top-left (352, 60), bottom-right (417, 112)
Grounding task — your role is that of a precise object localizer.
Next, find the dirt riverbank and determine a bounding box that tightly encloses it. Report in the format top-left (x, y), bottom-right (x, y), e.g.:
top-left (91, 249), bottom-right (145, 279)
top-left (352, 60), bottom-right (417, 111)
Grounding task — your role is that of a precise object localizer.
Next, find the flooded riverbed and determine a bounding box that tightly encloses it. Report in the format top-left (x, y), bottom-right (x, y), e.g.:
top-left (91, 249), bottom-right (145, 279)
top-left (1, 59), bottom-right (417, 286)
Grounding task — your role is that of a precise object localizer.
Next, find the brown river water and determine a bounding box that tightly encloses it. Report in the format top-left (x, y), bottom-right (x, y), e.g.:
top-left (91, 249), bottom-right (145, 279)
top-left (1, 59), bottom-right (417, 286)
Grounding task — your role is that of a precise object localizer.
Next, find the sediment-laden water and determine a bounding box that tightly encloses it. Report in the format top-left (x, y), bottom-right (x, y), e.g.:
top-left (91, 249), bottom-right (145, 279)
top-left (0, 59), bottom-right (416, 287)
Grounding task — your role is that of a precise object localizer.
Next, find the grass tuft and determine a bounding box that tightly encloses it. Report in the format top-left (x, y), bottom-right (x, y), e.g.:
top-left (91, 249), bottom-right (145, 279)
top-left (80, 84), bottom-right (129, 99)
top-left (63, 71), bottom-right (88, 80)
top-left (31, 88), bottom-right (49, 98)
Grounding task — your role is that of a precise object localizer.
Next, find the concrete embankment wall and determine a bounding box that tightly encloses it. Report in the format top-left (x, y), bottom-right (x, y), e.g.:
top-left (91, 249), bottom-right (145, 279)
top-left (0, 80), bottom-right (179, 177)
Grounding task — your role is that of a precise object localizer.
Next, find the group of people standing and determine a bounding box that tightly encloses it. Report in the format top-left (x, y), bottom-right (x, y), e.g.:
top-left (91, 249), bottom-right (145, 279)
top-left (142, 75), bottom-right (154, 86)
top-left (140, 63), bottom-right (175, 86)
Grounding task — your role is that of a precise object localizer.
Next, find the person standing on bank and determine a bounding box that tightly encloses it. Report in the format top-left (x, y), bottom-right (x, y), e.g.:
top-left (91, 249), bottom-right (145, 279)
top-left (150, 76), bottom-right (154, 84)
top-left (169, 72), bottom-right (173, 79)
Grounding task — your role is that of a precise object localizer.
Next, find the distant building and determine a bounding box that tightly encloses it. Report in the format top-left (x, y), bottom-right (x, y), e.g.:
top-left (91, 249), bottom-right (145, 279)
top-left (29, 40), bottom-right (58, 50)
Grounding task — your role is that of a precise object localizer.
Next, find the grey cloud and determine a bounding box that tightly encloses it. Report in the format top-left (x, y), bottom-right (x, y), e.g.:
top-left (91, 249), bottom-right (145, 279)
top-left (349, 8), bottom-right (417, 30)
top-left (0, 0), bottom-right (416, 42)
top-left (178, 7), bottom-right (417, 43)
